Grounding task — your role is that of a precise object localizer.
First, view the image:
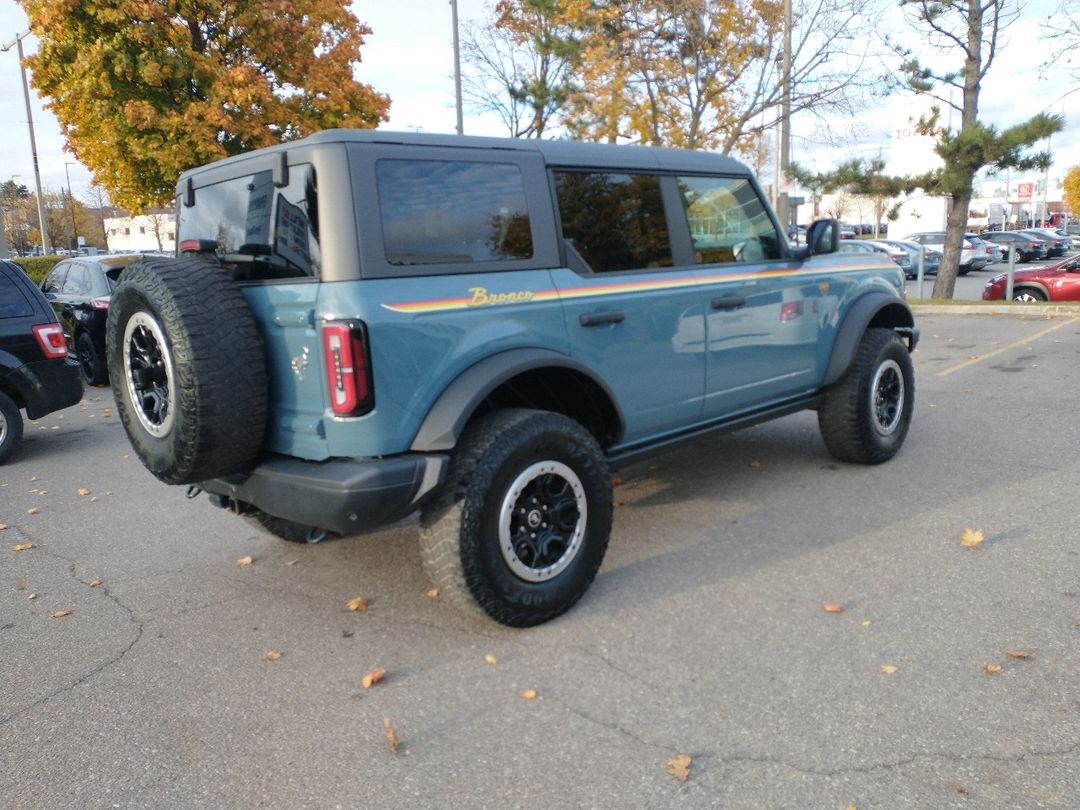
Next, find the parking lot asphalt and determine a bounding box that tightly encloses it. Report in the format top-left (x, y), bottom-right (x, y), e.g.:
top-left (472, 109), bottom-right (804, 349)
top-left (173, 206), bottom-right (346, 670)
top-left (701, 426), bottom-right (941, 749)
top-left (3, 310), bottom-right (1080, 809)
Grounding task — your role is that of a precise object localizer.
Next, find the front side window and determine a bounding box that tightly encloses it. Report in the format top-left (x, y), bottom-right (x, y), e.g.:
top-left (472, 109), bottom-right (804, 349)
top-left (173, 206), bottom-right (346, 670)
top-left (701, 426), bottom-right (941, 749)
top-left (42, 263), bottom-right (69, 295)
top-left (678, 176), bottom-right (783, 264)
top-left (178, 163), bottom-right (321, 280)
top-left (555, 172), bottom-right (672, 273)
top-left (376, 159), bottom-right (533, 266)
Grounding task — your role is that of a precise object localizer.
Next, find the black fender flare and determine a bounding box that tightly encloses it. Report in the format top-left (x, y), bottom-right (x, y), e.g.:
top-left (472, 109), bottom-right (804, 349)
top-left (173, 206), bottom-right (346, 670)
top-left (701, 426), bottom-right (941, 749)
top-left (410, 348), bottom-right (625, 452)
top-left (822, 293), bottom-right (917, 388)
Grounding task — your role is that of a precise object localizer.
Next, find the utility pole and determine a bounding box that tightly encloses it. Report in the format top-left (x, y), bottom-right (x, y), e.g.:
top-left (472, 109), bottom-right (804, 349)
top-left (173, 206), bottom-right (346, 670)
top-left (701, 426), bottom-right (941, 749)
top-left (776, 0), bottom-right (792, 232)
top-left (450, 0), bottom-right (464, 135)
top-left (64, 161), bottom-right (78, 251)
top-left (1, 31), bottom-right (50, 254)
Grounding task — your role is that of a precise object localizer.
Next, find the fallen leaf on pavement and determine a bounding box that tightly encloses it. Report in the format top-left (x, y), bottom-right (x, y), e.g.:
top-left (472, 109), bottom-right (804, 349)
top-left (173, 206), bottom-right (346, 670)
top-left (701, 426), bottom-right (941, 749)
top-left (362, 668), bottom-right (387, 689)
top-left (236, 556), bottom-right (254, 566)
top-left (51, 610), bottom-right (71, 618)
top-left (984, 663), bottom-right (1001, 674)
top-left (881, 664), bottom-right (899, 675)
top-left (824, 602), bottom-right (844, 613)
top-left (261, 650), bottom-right (283, 662)
top-left (28, 593), bottom-right (37, 600)
top-left (88, 579), bottom-right (102, 588)
top-left (346, 597), bottom-right (369, 612)
top-left (426, 587), bottom-right (439, 598)
top-left (521, 689), bottom-right (537, 700)
top-left (284, 559), bottom-right (300, 566)
top-left (749, 460), bottom-right (762, 468)
top-left (960, 528), bottom-right (984, 548)
top-left (12, 544), bottom-right (33, 552)
top-left (0, 523), bottom-right (8, 530)
top-left (484, 654), bottom-right (497, 665)
top-left (26, 507), bottom-right (39, 516)
top-left (77, 488), bottom-right (91, 496)
top-left (667, 754), bottom-right (691, 783)
top-left (1006, 650), bottom-right (1033, 660)
top-left (384, 717), bottom-right (400, 753)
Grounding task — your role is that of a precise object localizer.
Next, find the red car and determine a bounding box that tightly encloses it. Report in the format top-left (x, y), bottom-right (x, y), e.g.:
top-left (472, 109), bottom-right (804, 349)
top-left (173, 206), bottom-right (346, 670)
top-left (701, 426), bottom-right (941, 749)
top-left (982, 255), bottom-right (1080, 302)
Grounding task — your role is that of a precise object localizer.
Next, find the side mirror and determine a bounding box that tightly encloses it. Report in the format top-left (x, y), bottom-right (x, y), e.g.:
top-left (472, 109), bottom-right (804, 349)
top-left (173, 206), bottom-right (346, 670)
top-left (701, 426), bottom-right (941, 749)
top-left (807, 218), bottom-right (839, 256)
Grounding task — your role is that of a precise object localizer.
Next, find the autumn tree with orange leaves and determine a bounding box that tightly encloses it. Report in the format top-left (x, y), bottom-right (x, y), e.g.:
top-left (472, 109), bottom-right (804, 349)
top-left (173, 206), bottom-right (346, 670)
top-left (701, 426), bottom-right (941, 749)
top-left (19, 0), bottom-right (390, 211)
top-left (470, 0), bottom-right (881, 161)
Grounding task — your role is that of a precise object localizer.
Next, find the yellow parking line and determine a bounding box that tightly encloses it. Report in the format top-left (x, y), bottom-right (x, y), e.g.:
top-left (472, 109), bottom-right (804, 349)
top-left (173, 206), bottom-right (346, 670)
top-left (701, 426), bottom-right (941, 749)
top-left (936, 317), bottom-right (1079, 377)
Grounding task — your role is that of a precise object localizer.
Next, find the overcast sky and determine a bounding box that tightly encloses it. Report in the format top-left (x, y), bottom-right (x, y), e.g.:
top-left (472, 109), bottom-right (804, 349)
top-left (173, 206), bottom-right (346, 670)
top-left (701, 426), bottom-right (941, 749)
top-left (0, 0), bottom-right (1075, 204)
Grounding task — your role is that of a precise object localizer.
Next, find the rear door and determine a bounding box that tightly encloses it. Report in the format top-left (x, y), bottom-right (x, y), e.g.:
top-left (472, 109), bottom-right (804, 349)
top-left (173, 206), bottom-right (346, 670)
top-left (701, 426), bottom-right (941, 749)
top-left (550, 169), bottom-right (706, 443)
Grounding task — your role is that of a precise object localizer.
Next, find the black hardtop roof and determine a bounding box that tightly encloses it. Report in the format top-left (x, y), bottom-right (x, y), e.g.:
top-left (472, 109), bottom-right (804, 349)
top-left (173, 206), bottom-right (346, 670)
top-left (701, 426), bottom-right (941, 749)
top-left (178, 129), bottom-right (753, 182)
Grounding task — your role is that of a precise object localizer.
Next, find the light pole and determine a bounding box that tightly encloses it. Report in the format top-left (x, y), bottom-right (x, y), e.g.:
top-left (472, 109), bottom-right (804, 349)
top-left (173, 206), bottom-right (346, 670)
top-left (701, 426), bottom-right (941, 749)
top-left (450, 0), bottom-right (463, 135)
top-left (1, 31), bottom-right (50, 254)
top-left (64, 161), bottom-right (78, 251)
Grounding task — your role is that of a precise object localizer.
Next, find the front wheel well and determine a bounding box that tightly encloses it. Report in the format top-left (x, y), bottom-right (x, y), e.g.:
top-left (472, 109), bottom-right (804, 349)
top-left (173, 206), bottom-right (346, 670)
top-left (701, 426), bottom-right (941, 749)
top-left (470, 367), bottom-right (621, 450)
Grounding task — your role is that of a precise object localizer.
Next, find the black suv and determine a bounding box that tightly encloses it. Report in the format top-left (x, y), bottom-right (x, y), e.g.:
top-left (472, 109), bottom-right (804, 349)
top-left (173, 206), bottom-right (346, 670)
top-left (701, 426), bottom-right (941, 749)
top-left (0, 259), bottom-right (84, 463)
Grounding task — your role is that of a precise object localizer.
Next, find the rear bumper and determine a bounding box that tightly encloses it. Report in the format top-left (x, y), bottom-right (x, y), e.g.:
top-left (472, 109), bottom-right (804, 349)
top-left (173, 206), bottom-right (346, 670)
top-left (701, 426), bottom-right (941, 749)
top-left (201, 452), bottom-right (449, 535)
top-left (11, 358), bottom-right (84, 419)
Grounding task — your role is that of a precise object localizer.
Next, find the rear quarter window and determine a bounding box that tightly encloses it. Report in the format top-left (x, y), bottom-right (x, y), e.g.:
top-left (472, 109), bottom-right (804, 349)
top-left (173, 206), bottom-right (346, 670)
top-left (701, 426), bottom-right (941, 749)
top-left (0, 269), bottom-right (34, 318)
top-left (375, 159), bottom-right (533, 265)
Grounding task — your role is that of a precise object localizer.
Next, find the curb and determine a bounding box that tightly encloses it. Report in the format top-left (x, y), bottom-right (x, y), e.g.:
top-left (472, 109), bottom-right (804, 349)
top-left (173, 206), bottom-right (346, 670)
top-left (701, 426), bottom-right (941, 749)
top-left (908, 303), bottom-right (1080, 316)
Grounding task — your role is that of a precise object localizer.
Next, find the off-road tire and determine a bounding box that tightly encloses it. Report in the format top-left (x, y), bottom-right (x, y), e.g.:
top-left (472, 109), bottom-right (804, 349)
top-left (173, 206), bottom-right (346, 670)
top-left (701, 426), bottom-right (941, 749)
top-left (77, 332), bottom-right (107, 386)
top-left (106, 257), bottom-right (267, 485)
top-left (419, 409), bottom-right (612, 627)
top-left (0, 390), bottom-right (24, 465)
top-left (818, 327), bottom-right (914, 464)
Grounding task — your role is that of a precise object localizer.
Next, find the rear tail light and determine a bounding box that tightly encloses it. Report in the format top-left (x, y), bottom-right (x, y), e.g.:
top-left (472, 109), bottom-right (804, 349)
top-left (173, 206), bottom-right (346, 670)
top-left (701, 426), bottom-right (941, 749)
top-left (322, 321), bottom-right (373, 416)
top-left (32, 323), bottom-right (68, 359)
top-left (91, 296), bottom-right (110, 310)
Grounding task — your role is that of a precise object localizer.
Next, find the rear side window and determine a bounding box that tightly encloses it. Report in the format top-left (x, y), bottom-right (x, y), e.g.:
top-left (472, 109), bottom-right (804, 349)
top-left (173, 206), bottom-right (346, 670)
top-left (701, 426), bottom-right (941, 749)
top-left (375, 159), bottom-right (533, 265)
top-left (179, 163), bottom-right (321, 279)
top-left (554, 172), bottom-right (672, 273)
top-left (61, 264), bottom-right (91, 295)
top-left (0, 269), bottom-right (33, 318)
top-left (678, 176), bottom-right (783, 263)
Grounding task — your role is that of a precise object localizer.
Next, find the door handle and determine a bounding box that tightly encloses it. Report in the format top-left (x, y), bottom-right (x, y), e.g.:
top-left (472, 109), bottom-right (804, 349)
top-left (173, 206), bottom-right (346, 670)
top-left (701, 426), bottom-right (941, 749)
top-left (711, 296), bottom-right (747, 310)
top-left (579, 310), bottom-right (625, 327)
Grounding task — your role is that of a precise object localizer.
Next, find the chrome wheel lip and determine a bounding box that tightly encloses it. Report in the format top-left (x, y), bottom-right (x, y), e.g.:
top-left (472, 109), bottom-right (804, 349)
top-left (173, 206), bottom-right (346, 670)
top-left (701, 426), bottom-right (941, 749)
top-left (123, 311), bottom-right (176, 438)
top-left (871, 358), bottom-right (904, 436)
top-left (498, 460), bottom-right (587, 583)
top-left (0, 409), bottom-right (7, 445)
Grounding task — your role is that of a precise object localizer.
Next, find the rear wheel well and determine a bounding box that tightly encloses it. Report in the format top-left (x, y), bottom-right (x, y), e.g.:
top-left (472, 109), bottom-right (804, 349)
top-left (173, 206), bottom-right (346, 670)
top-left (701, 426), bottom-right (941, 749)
top-left (469, 367), bottom-right (621, 450)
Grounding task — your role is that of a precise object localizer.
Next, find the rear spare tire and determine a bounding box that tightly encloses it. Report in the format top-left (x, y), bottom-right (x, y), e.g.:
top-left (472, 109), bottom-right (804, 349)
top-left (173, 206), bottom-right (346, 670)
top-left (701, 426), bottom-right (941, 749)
top-left (106, 257), bottom-right (267, 484)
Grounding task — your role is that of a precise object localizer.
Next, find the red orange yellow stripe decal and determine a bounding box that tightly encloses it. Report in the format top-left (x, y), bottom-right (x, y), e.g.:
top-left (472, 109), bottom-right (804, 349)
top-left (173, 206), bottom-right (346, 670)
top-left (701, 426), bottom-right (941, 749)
top-left (380, 260), bottom-right (889, 314)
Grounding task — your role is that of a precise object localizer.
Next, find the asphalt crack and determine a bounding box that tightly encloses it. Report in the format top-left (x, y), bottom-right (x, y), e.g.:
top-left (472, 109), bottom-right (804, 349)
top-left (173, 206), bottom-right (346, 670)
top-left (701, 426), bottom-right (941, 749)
top-left (0, 544), bottom-right (145, 727)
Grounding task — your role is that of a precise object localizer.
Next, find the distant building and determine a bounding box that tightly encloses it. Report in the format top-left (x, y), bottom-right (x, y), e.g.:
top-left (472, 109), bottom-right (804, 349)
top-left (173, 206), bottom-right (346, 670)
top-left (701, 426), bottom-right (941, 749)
top-left (104, 208), bottom-right (176, 253)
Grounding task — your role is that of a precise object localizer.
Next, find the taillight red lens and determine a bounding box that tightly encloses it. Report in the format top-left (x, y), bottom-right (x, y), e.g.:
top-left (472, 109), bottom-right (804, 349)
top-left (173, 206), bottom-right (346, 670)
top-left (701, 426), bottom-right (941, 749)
top-left (33, 323), bottom-right (68, 359)
top-left (91, 296), bottom-right (110, 311)
top-left (322, 322), bottom-right (373, 416)
top-left (780, 300), bottom-right (804, 322)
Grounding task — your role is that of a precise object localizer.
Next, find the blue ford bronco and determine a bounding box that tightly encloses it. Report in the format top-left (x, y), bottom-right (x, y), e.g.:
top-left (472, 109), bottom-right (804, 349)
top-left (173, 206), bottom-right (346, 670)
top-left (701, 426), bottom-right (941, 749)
top-left (106, 131), bottom-right (917, 626)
